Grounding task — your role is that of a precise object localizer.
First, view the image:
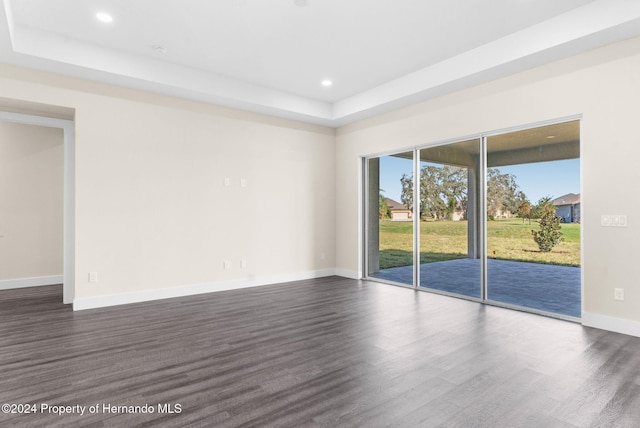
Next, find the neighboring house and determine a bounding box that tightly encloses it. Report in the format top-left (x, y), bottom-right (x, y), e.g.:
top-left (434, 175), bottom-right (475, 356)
top-left (451, 202), bottom-right (466, 221)
top-left (384, 198), bottom-right (413, 221)
top-left (552, 193), bottom-right (581, 223)
top-left (493, 208), bottom-right (514, 220)
top-left (384, 198), bottom-right (467, 221)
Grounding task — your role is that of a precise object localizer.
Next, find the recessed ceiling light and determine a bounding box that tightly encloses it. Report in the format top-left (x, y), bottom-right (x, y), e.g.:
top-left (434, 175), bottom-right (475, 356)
top-left (96, 12), bottom-right (113, 23)
top-left (321, 80), bottom-right (332, 87)
top-left (546, 135), bottom-right (556, 139)
top-left (152, 45), bottom-right (168, 54)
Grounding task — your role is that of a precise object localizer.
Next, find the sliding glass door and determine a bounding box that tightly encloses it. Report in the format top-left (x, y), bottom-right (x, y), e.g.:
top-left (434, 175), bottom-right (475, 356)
top-left (366, 152), bottom-right (415, 286)
top-left (364, 119), bottom-right (581, 319)
top-left (418, 139), bottom-right (482, 298)
top-left (485, 121), bottom-right (581, 317)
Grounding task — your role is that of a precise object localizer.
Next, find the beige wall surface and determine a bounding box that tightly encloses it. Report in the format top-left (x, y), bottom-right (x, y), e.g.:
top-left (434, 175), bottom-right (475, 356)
top-left (0, 65), bottom-right (336, 300)
top-left (336, 35), bottom-right (640, 325)
top-left (1, 34), bottom-right (640, 332)
top-left (0, 121), bottom-right (63, 281)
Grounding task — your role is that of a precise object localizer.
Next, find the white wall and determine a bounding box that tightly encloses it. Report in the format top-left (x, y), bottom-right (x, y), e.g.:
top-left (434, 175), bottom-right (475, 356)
top-left (336, 35), bottom-right (640, 336)
top-left (0, 64), bottom-right (336, 308)
top-left (0, 121), bottom-right (63, 287)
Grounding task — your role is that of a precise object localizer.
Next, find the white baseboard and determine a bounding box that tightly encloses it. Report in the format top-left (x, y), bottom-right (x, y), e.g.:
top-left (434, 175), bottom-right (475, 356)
top-left (73, 269), bottom-right (337, 311)
top-left (334, 269), bottom-right (360, 280)
top-left (0, 276), bottom-right (63, 290)
top-left (582, 312), bottom-right (640, 338)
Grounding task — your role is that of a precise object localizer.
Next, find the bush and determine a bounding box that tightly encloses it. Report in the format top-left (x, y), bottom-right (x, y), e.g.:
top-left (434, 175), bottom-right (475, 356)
top-left (531, 200), bottom-right (563, 252)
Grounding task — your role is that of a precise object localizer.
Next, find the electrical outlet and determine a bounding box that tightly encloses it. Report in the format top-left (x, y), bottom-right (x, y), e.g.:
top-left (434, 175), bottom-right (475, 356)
top-left (240, 259), bottom-right (247, 269)
top-left (89, 272), bottom-right (98, 283)
top-left (223, 260), bottom-right (231, 270)
top-left (614, 288), bottom-right (624, 301)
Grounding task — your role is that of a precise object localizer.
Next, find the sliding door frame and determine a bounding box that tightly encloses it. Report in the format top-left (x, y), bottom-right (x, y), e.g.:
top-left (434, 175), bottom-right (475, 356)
top-left (413, 153), bottom-right (420, 288)
top-left (362, 150), bottom-right (417, 290)
top-left (362, 115), bottom-right (582, 321)
top-left (480, 135), bottom-right (489, 301)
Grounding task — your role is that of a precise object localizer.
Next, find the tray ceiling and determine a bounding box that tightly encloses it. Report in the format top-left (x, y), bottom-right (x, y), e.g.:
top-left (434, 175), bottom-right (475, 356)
top-left (1, 0), bottom-right (640, 127)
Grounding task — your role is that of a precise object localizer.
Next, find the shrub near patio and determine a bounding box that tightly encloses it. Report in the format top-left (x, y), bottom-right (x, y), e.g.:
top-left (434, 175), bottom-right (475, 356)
top-left (378, 219), bottom-right (580, 270)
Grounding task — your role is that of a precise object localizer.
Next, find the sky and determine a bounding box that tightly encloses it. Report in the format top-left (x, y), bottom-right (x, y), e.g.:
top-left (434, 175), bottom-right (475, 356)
top-left (379, 156), bottom-right (580, 204)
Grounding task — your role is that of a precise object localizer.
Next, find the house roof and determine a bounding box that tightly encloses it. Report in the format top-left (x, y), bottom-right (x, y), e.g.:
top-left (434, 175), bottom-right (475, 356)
top-left (384, 198), bottom-right (410, 212)
top-left (552, 193), bottom-right (580, 206)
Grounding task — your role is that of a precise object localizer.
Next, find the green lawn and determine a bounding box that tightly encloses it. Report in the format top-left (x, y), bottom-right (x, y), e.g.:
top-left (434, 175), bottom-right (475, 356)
top-left (379, 218), bottom-right (580, 269)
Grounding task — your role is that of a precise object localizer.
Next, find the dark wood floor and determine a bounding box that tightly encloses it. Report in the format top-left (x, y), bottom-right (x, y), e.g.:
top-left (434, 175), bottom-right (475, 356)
top-left (1, 277), bottom-right (639, 427)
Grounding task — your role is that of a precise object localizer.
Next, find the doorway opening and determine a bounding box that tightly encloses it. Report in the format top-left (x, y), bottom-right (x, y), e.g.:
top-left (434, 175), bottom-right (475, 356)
top-left (0, 109), bottom-right (75, 304)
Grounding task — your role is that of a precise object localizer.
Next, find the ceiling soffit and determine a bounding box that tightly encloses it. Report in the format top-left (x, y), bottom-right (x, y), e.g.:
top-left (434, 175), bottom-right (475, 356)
top-left (1, 0), bottom-right (639, 127)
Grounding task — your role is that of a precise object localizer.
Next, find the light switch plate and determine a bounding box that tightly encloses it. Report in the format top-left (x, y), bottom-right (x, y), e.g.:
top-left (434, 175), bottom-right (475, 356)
top-left (602, 215), bottom-right (627, 227)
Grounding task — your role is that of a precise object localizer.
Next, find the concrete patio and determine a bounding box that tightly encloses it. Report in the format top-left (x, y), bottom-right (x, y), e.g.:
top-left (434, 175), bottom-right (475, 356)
top-left (370, 258), bottom-right (581, 318)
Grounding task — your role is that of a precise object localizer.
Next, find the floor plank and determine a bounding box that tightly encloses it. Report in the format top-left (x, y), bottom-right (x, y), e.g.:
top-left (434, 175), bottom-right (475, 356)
top-left (0, 277), bottom-right (639, 427)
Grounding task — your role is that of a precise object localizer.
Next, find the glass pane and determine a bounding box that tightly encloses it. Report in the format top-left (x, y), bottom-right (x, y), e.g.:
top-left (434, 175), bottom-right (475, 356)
top-left (486, 121), bottom-right (581, 317)
top-left (367, 152), bottom-right (415, 286)
top-left (418, 139), bottom-right (482, 298)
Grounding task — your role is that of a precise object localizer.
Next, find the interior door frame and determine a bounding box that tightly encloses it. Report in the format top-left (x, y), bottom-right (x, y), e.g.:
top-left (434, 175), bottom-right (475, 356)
top-left (0, 110), bottom-right (75, 304)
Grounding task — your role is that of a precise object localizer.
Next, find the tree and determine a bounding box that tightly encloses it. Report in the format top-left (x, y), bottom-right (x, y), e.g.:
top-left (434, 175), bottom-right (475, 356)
top-left (400, 165), bottom-right (468, 221)
top-left (518, 200), bottom-right (532, 224)
top-left (379, 190), bottom-right (390, 219)
top-left (486, 168), bottom-right (521, 220)
top-left (530, 195), bottom-right (552, 219)
top-left (400, 173), bottom-right (414, 214)
top-left (531, 197), bottom-right (563, 252)
top-left (400, 166), bottom-right (526, 221)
